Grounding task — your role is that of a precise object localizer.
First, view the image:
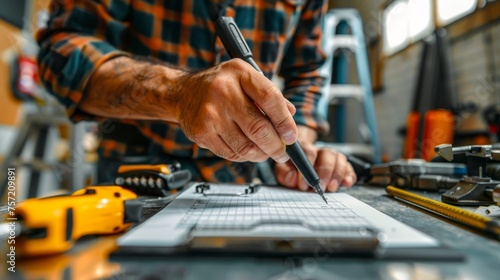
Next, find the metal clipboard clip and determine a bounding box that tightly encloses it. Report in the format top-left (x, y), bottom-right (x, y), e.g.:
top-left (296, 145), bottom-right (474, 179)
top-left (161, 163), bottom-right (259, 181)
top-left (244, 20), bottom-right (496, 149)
top-left (194, 183), bottom-right (261, 197)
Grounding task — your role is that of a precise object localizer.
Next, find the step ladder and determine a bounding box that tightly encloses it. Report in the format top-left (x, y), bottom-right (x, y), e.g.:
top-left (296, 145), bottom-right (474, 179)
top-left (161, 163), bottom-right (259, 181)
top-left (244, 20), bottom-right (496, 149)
top-left (317, 9), bottom-right (381, 163)
top-left (0, 112), bottom-right (96, 200)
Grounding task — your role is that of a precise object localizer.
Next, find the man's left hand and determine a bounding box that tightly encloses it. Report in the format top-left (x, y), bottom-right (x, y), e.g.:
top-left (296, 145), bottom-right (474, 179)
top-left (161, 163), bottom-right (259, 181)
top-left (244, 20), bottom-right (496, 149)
top-left (274, 126), bottom-right (357, 192)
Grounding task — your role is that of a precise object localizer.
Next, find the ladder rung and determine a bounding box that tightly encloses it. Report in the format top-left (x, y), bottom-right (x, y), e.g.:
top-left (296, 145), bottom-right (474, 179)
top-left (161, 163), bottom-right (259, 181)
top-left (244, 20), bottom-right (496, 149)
top-left (331, 35), bottom-right (358, 50)
top-left (11, 159), bottom-right (57, 171)
top-left (329, 85), bottom-right (364, 100)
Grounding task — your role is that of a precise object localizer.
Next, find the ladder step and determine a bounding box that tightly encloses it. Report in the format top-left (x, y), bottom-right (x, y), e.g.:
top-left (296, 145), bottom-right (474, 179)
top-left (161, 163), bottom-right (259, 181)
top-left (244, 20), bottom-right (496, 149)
top-left (11, 158), bottom-right (57, 171)
top-left (330, 35), bottom-right (358, 50)
top-left (329, 85), bottom-right (364, 101)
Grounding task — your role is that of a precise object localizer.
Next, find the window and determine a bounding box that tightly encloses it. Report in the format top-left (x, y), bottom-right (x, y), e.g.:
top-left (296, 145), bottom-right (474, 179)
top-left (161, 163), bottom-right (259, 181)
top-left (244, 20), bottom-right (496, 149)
top-left (384, 1), bottom-right (408, 53)
top-left (383, 0), bottom-right (434, 54)
top-left (437, 0), bottom-right (478, 25)
top-left (383, 0), bottom-right (478, 55)
top-left (408, 0), bottom-right (433, 39)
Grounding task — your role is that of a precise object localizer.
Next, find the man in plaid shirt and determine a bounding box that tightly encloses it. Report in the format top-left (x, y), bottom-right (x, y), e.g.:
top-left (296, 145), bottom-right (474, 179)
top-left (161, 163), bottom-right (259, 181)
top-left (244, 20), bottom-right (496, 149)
top-left (37, 0), bottom-right (356, 192)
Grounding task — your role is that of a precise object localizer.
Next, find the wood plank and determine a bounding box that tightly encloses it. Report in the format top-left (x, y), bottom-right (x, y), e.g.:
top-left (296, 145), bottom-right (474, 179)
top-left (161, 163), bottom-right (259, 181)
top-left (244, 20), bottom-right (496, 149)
top-left (0, 20), bottom-right (22, 126)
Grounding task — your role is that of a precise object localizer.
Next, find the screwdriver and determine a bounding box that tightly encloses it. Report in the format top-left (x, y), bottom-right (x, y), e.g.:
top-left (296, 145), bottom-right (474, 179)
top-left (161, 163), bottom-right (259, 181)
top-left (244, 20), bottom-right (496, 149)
top-left (211, 12), bottom-right (327, 204)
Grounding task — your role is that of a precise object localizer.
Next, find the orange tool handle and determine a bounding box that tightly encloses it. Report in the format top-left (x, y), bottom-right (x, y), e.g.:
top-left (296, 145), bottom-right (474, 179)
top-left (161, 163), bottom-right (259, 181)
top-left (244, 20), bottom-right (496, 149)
top-left (403, 112), bottom-right (420, 159)
top-left (421, 110), bottom-right (454, 161)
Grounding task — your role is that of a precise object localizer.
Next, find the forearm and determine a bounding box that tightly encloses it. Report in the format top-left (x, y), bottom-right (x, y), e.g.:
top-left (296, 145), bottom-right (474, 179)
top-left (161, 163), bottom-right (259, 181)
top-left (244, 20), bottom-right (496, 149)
top-left (80, 56), bottom-right (185, 122)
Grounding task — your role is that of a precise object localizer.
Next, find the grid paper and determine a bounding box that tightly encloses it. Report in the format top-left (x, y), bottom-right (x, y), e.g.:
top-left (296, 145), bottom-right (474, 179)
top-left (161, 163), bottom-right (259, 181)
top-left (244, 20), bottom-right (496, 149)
top-left (178, 185), bottom-right (372, 232)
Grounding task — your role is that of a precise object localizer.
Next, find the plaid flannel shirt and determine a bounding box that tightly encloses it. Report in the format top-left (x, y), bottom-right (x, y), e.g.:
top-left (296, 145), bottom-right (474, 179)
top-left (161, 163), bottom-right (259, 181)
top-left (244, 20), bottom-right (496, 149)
top-left (37, 0), bottom-right (328, 183)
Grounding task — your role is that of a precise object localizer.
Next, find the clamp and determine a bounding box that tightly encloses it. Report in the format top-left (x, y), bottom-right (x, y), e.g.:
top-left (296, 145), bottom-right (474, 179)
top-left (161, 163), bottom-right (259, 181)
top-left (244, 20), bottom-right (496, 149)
top-left (436, 144), bottom-right (500, 206)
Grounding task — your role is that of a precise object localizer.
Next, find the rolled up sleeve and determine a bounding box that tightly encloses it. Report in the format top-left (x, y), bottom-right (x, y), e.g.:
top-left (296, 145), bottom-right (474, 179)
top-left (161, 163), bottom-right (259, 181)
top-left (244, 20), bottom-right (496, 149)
top-left (36, 0), bottom-right (131, 121)
top-left (279, 0), bottom-right (329, 134)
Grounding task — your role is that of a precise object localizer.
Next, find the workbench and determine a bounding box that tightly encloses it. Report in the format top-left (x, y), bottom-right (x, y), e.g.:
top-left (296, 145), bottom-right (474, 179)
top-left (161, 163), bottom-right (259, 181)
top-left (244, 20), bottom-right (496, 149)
top-left (4, 185), bottom-right (500, 280)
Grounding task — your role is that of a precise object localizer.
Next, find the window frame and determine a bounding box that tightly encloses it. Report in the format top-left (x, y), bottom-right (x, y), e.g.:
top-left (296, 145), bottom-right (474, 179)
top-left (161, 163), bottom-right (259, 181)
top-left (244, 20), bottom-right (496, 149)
top-left (381, 0), bottom-right (480, 56)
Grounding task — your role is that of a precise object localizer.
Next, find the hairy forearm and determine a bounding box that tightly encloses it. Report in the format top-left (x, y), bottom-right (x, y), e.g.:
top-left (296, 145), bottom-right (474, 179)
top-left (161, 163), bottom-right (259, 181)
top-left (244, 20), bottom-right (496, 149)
top-left (80, 56), bottom-right (185, 122)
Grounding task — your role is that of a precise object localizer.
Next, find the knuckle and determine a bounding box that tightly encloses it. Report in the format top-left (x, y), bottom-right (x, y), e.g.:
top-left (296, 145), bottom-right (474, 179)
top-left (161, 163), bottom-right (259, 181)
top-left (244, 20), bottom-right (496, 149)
top-left (333, 164), bottom-right (347, 179)
top-left (337, 152), bottom-right (347, 162)
top-left (263, 84), bottom-right (282, 98)
top-left (222, 58), bottom-right (246, 73)
top-left (214, 148), bottom-right (235, 160)
top-left (235, 142), bottom-right (258, 157)
top-left (317, 165), bottom-right (334, 175)
top-left (247, 118), bottom-right (273, 142)
top-left (220, 132), bottom-right (265, 162)
top-left (273, 114), bottom-right (293, 131)
top-left (259, 87), bottom-right (283, 107)
top-left (228, 58), bottom-right (247, 70)
top-left (226, 154), bottom-right (241, 162)
top-left (269, 145), bottom-right (286, 159)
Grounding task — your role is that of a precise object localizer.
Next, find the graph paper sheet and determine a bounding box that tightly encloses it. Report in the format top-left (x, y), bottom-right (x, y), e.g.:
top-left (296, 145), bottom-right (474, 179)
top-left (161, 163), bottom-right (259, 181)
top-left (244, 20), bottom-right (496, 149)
top-left (118, 183), bottom-right (439, 251)
top-left (180, 186), bottom-right (372, 232)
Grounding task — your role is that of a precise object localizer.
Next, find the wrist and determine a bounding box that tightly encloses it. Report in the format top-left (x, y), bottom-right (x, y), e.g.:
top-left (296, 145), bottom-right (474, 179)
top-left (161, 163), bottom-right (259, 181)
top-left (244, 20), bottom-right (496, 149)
top-left (156, 65), bottom-right (186, 123)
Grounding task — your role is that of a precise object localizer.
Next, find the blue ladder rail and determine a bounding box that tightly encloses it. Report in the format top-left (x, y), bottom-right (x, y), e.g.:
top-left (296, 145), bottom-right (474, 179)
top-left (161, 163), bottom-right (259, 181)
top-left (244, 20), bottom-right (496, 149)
top-left (318, 9), bottom-right (381, 163)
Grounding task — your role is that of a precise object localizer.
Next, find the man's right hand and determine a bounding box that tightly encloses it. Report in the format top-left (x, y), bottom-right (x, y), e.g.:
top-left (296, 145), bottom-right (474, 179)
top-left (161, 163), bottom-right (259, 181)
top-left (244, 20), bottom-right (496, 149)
top-left (82, 56), bottom-right (297, 163)
top-left (174, 59), bottom-right (297, 163)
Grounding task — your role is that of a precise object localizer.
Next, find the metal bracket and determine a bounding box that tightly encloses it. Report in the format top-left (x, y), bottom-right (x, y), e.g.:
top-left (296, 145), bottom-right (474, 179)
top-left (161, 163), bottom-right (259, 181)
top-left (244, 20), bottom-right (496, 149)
top-left (435, 144), bottom-right (500, 177)
top-left (195, 183), bottom-right (261, 196)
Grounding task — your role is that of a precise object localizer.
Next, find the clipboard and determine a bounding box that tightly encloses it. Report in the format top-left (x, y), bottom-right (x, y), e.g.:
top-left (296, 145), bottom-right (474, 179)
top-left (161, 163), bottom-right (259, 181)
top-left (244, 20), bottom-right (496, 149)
top-left (112, 183), bottom-right (463, 260)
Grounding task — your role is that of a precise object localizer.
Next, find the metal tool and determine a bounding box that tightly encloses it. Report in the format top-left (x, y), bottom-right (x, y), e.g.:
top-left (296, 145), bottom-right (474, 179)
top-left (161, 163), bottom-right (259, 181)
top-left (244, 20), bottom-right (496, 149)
top-left (441, 176), bottom-right (500, 206)
top-left (436, 144), bottom-right (500, 206)
top-left (210, 7), bottom-right (327, 203)
top-left (435, 144), bottom-right (500, 177)
top-left (195, 182), bottom-right (261, 196)
top-left (114, 163), bottom-right (191, 197)
top-left (367, 159), bottom-right (466, 191)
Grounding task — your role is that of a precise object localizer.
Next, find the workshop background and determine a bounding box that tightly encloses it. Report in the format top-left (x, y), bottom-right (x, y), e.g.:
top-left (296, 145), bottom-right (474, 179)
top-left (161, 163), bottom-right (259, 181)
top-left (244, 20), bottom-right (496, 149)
top-left (0, 0), bottom-right (499, 201)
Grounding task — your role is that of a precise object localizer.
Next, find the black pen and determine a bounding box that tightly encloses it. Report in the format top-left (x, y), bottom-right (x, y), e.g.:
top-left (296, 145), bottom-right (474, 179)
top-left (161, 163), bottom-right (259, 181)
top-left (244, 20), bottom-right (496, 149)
top-left (212, 14), bottom-right (328, 204)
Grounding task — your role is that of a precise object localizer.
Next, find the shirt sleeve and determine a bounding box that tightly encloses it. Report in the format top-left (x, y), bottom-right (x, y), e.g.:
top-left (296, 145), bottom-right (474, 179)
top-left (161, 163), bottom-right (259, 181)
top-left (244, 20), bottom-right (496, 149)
top-left (36, 0), bottom-right (131, 121)
top-left (279, 0), bottom-right (329, 134)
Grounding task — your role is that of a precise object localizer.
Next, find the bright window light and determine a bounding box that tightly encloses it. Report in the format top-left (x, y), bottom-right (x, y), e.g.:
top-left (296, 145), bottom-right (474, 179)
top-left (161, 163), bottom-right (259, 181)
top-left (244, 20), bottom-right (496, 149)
top-left (384, 1), bottom-right (409, 54)
top-left (437, 0), bottom-right (477, 25)
top-left (408, 0), bottom-right (433, 39)
top-left (383, 0), bottom-right (434, 54)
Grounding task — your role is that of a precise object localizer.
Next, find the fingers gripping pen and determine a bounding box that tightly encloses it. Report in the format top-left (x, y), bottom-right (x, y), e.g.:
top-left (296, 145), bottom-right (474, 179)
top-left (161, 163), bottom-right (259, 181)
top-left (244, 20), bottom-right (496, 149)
top-left (211, 12), bottom-right (328, 204)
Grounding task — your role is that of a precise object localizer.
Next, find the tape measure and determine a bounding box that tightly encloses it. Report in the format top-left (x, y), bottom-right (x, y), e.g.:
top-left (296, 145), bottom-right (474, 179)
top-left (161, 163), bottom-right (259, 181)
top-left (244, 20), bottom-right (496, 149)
top-left (386, 186), bottom-right (500, 237)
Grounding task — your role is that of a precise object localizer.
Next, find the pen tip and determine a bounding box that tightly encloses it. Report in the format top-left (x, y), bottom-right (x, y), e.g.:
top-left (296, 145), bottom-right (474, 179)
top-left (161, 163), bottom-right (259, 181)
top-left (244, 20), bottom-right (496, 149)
top-left (314, 184), bottom-right (328, 204)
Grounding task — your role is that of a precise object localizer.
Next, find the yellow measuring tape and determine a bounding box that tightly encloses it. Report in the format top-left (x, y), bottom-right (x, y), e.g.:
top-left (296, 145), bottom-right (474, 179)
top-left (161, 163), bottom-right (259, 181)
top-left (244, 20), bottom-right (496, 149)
top-left (385, 186), bottom-right (500, 236)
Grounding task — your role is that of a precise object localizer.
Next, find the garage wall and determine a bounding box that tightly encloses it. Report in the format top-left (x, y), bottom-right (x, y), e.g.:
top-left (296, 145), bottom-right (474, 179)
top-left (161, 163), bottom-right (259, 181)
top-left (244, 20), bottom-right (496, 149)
top-left (327, 1), bottom-right (500, 160)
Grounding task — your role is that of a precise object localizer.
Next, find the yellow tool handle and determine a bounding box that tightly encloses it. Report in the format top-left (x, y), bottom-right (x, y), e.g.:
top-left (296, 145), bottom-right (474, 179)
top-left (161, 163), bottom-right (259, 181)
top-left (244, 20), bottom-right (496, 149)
top-left (12, 186), bottom-right (137, 256)
top-left (386, 186), bottom-right (500, 236)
